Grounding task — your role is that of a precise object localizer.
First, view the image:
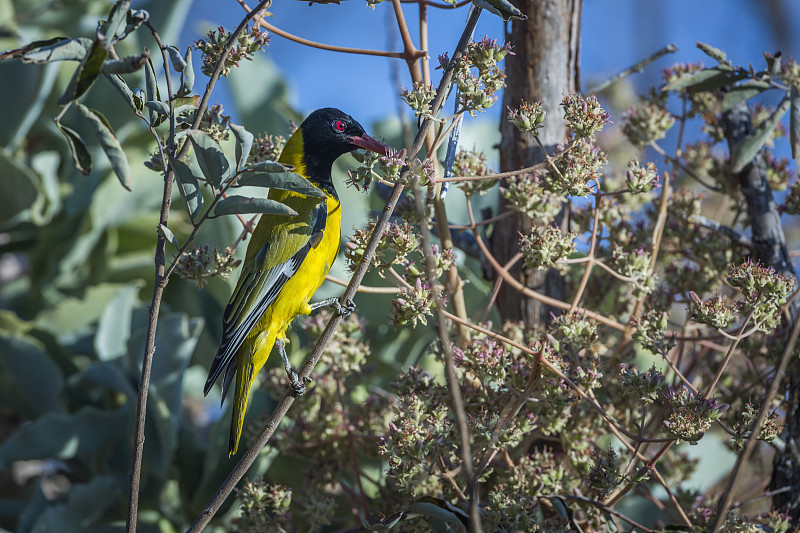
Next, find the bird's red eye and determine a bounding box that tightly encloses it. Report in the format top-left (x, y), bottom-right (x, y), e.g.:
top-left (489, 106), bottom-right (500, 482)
top-left (334, 121), bottom-right (346, 132)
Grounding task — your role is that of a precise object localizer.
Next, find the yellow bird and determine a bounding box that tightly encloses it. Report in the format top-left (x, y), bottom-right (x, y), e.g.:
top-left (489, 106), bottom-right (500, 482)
top-left (204, 108), bottom-right (386, 456)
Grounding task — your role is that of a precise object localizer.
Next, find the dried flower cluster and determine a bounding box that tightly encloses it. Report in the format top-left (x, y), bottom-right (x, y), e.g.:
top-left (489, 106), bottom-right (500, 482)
top-left (195, 24), bottom-right (269, 77)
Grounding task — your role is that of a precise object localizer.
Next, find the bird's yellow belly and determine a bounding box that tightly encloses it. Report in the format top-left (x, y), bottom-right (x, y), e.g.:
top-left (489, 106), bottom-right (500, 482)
top-left (248, 196), bottom-right (341, 365)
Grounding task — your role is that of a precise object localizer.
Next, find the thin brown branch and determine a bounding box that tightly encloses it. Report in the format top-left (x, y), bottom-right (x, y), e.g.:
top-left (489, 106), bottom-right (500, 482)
top-left (237, 0), bottom-right (420, 59)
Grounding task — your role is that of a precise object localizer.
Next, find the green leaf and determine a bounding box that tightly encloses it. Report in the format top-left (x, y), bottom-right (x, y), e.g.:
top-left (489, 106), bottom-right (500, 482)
top-left (408, 499), bottom-right (467, 532)
top-left (178, 46), bottom-right (194, 96)
top-left (171, 158), bottom-right (204, 219)
top-left (158, 224), bottom-right (179, 248)
top-left (663, 66), bottom-right (746, 93)
top-left (214, 196), bottom-right (297, 217)
top-left (249, 160), bottom-right (290, 172)
top-left (115, 8), bottom-right (150, 44)
top-left (237, 169), bottom-right (327, 199)
top-left (730, 97), bottom-right (791, 173)
top-left (0, 151), bottom-right (42, 224)
top-left (97, 0), bottom-right (131, 48)
top-left (696, 41), bottom-right (727, 63)
top-left (76, 103), bottom-right (132, 190)
top-left (55, 122), bottom-right (92, 175)
top-left (144, 56), bottom-right (162, 126)
top-left (145, 99), bottom-right (171, 116)
top-left (188, 129), bottom-right (230, 187)
top-left (103, 73), bottom-right (139, 113)
top-left (100, 51), bottom-right (149, 74)
top-left (0, 406), bottom-right (128, 468)
top-left (57, 40), bottom-right (109, 105)
top-left (229, 122), bottom-right (253, 170)
top-left (720, 81), bottom-right (772, 113)
top-left (0, 334), bottom-right (63, 416)
top-left (94, 282), bottom-right (142, 361)
top-left (166, 44), bottom-right (186, 72)
top-left (791, 85), bottom-right (799, 161)
top-left (0, 37), bottom-right (93, 63)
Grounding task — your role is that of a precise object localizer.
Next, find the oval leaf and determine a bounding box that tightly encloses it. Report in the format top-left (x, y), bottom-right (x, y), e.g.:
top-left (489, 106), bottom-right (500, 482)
top-left (97, 0), bottom-right (131, 47)
top-left (178, 46), bottom-right (194, 96)
top-left (76, 103), bottom-right (131, 190)
top-left (166, 45), bottom-right (186, 72)
top-left (237, 170), bottom-right (326, 199)
top-left (249, 160), bottom-right (291, 172)
top-left (103, 73), bottom-right (137, 112)
top-left (720, 81), bottom-right (772, 113)
top-left (731, 97), bottom-right (791, 173)
top-left (170, 158), bottom-right (204, 219)
top-left (100, 51), bottom-right (149, 74)
top-left (55, 122), bottom-right (92, 175)
top-left (57, 41), bottom-right (108, 105)
top-left (214, 196), bottom-right (297, 217)
top-left (144, 56), bottom-right (162, 126)
top-left (188, 129), bottom-right (230, 187)
top-left (158, 224), bottom-right (179, 248)
top-left (145, 99), bottom-right (171, 116)
top-left (664, 66), bottom-right (745, 93)
top-left (229, 122), bottom-right (253, 171)
top-left (0, 37), bottom-right (93, 63)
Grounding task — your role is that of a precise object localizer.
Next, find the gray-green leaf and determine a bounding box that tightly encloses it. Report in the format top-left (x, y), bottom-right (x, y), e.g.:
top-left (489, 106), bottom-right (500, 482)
top-left (158, 224), bottom-right (180, 248)
top-left (720, 81), bottom-right (772, 113)
top-left (57, 41), bottom-right (108, 105)
top-left (178, 47), bottom-right (194, 96)
top-left (730, 97), bottom-right (791, 173)
top-left (0, 37), bottom-right (93, 63)
top-left (187, 129), bottom-right (230, 187)
top-left (214, 196), bottom-right (297, 217)
top-left (171, 158), bottom-right (204, 219)
top-left (237, 169), bottom-right (326, 200)
top-left (55, 122), bottom-right (92, 175)
top-left (76, 103), bottom-right (132, 190)
top-left (229, 122), bottom-right (253, 171)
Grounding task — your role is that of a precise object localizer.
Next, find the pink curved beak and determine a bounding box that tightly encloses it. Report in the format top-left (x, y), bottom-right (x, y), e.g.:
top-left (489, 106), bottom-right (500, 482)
top-left (349, 133), bottom-right (388, 156)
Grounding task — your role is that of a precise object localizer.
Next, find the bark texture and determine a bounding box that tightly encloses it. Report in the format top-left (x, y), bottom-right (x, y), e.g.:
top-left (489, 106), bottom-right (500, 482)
top-left (722, 103), bottom-right (800, 524)
top-left (490, 0), bottom-right (580, 325)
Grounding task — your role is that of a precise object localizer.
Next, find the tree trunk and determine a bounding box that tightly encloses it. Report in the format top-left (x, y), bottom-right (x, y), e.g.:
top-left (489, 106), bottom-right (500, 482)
top-left (490, 0), bottom-right (581, 325)
top-left (722, 102), bottom-right (800, 525)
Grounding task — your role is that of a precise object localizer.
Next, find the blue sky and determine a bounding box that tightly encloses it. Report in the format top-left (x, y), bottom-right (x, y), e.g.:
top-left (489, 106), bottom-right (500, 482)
top-left (182, 0), bottom-right (799, 119)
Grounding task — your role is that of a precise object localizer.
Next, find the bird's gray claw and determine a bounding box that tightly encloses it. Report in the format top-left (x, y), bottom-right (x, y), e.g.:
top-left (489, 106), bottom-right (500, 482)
top-left (289, 370), bottom-right (306, 396)
top-left (336, 298), bottom-right (356, 317)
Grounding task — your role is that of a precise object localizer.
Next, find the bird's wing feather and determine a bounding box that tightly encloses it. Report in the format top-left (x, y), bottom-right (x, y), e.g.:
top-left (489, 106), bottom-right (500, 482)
top-left (204, 200), bottom-right (328, 398)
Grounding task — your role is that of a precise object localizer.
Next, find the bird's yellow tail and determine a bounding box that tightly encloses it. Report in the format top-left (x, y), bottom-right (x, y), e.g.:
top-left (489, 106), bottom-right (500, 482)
top-left (228, 332), bottom-right (275, 456)
top-left (229, 358), bottom-right (254, 457)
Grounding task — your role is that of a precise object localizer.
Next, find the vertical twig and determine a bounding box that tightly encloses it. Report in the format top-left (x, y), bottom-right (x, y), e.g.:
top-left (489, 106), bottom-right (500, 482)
top-left (125, 5), bottom-right (272, 531)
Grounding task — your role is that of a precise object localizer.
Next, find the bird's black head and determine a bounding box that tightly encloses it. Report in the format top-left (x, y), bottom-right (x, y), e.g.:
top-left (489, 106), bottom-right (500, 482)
top-left (292, 108), bottom-right (386, 195)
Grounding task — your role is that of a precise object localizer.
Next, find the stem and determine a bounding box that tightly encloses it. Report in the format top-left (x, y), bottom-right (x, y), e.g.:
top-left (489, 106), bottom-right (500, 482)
top-left (414, 178), bottom-right (482, 531)
top-left (126, 24), bottom-right (178, 533)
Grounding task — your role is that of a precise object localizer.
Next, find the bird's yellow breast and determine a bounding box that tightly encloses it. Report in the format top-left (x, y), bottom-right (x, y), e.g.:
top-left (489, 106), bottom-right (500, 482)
top-left (247, 191), bottom-right (341, 361)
